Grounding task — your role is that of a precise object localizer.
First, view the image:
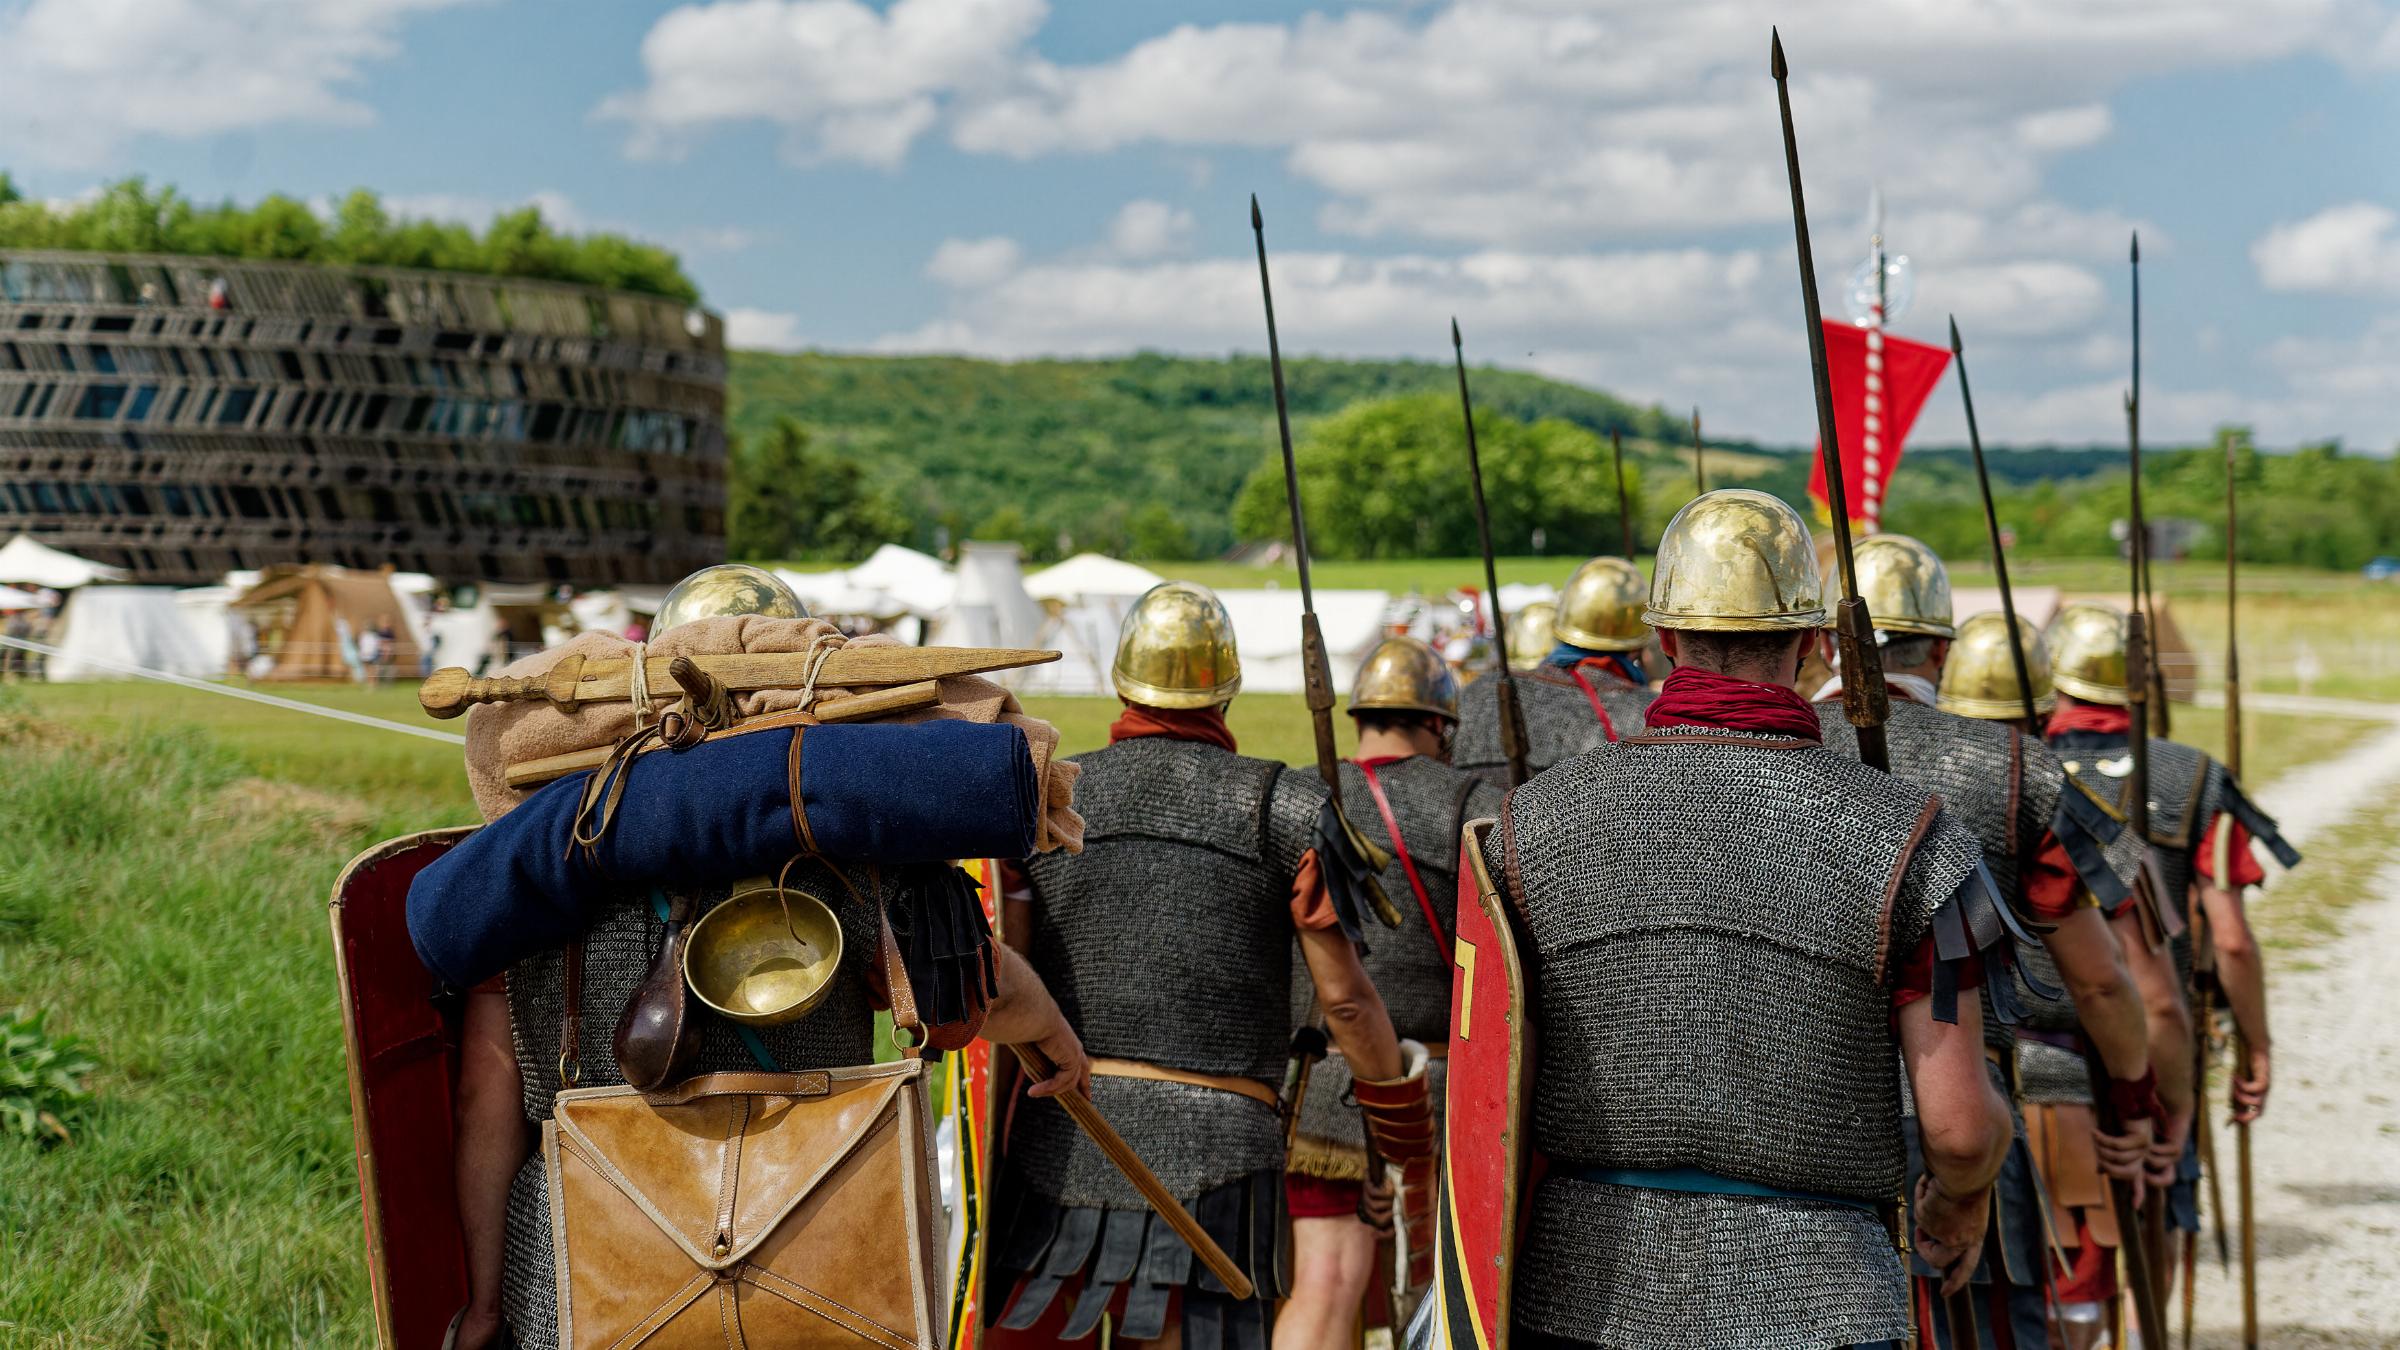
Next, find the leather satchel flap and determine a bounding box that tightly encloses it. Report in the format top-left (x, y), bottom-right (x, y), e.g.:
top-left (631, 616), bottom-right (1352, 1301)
top-left (551, 1061), bottom-right (936, 1350)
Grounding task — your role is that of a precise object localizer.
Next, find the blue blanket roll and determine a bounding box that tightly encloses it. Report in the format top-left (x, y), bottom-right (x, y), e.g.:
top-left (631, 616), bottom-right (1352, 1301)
top-left (406, 719), bottom-right (1038, 990)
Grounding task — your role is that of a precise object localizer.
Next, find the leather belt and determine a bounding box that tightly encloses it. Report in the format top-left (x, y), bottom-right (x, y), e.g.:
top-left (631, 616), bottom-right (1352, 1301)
top-left (1089, 1058), bottom-right (1280, 1109)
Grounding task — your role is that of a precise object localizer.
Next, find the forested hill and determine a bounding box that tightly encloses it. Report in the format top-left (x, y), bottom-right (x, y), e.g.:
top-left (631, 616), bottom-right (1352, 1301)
top-left (725, 350), bottom-right (1702, 560)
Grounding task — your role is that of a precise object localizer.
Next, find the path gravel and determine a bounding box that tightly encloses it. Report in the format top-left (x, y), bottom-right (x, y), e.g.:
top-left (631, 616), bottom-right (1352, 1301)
top-left (2182, 715), bottom-right (2400, 1348)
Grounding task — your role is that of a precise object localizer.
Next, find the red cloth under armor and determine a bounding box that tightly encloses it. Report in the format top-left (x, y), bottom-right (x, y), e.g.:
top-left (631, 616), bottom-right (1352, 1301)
top-left (1109, 702), bottom-right (1238, 753)
top-left (1644, 665), bottom-right (1823, 741)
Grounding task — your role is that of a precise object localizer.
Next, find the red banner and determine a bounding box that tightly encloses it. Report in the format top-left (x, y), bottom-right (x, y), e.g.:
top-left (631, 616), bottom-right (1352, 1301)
top-left (1805, 320), bottom-right (1951, 529)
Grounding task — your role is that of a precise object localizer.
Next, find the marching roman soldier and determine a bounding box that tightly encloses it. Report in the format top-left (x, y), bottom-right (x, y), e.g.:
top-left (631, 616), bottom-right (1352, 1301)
top-left (1814, 537), bottom-right (2168, 1350)
top-left (1454, 556), bottom-right (1655, 784)
top-left (991, 581), bottom-right (1431, 1350)
top-left (382, 566), bottom-right (1096, 1350)
top-left (2035, 601), bottom-right (2296, 1335)
top-left (1280, 637), bottom-right (1503, 1350)
top-left (1470, 490), bottom-right (2018, 1350)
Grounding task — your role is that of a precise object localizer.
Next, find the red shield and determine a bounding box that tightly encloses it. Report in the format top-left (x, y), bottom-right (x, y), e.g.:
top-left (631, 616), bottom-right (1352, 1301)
top-left (1426, 819), bottom-right (1533, 1350)
top-left (329, 828), bottom-right (477, 1349)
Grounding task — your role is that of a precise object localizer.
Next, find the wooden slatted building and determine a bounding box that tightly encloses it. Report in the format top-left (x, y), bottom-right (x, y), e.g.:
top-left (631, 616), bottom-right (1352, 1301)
top-left (0, 251), bottom-right (725, 584)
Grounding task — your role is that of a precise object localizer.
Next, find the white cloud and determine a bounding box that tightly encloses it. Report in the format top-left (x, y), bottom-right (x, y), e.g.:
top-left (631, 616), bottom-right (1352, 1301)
top-left (2014, 104), bottom-right (2113, 152)
top-left (925, 236), bottom-right (1024, 287)
top-left (0, 0), bottom-right (471, 168)
top-left (2252, 203), bottom-right (2400, 295)
top-left (725, 307), bottom-right (810, 351)
top-left (596, 0), bottom-right (1048, 168)
top-left (1105, 200), bottom-right (1195, 259)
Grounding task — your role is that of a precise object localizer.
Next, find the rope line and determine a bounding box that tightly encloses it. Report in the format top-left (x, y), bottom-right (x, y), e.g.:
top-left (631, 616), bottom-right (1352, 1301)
top-left (0, 634), bottom-right (466, 746)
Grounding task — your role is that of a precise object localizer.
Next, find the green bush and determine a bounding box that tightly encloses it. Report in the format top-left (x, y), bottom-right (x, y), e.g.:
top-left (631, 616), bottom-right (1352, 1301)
top-left (1, 1008), bottom-right (96, 1146)
top-left (0, 177), bottom-right (699, 301)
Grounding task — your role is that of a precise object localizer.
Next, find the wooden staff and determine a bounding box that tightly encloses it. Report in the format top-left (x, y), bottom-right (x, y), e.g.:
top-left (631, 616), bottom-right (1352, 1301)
top-left (2226, 427), bottom-right (2260, 1350)
top-left (1009, 1044), bottom-right (1254, 1300)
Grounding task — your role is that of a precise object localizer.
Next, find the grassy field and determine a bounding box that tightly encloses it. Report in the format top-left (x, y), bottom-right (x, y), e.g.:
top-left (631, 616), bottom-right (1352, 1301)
top-left (0, 649), bottom-right (2384, 1344)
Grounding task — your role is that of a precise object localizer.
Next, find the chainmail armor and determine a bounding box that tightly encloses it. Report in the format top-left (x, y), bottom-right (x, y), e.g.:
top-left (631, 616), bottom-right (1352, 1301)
top-left (1513, 1179), bottom-right (1906, 1350)
top-left (1286, 756), bottom-right (1494, 1173)
top-left (1454, 665), bottom-right (1653, 785)
top-left (2015, 1037), bottom-right (2094, 1106)
top-left (499, 864), bottom-right (886, 1347)
top-left (1820, 699), bottom-right (2054, 1057)
top-left (1015, 736), bottom-right (1322, 1205)
top-left (1501, 731), bottom-right (1981, 1200)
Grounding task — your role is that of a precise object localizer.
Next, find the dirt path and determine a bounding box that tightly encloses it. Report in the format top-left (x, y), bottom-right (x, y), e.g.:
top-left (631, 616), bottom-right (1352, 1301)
top-left (2183, 721), bottom-right (2400, 1347)
top-left (2188, 859), bottom-right (2400, 1348)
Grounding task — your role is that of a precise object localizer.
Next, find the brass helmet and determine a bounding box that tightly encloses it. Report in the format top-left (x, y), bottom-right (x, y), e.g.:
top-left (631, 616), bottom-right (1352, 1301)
top-left (1643, 488), bottom-right (1826, 631)
top-left (653, 563), bottom-right (808, 632)
top-left (1507, 601), bottom-right (1557, 671)
top-left (1828, 534), bottom-right (1954, 638)
top-left (1348, 636), bottom-right (1460, 722)
top-left (1113, 581), bottom-right (1241, 709)
top-left (1554, 556), bottom-right (1651, 652)
top-left (1937, 610), bottom-right (2057, 719)
top-left (2046, 601), bottom-right (2129, 705)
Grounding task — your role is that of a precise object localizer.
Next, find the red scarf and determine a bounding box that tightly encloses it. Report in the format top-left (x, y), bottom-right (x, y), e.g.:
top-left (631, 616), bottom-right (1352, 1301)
top-left (1644, 665), bottom-right (1823, 742)
top-left (1109, 703), bottom-right (1238, 753)
top-left (2047, 699), bottom-right (2130, 740)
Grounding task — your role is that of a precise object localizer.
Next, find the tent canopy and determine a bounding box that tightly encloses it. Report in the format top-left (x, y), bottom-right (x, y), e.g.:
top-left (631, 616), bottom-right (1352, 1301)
top-left (230, 564), bottom-right (421, 680)
top-left (1024, 554), bottom-right (1165, 603)
top-left (45, 586), bottom-right (225, 681)
top-left (0, 535), bottom-right (129, 589)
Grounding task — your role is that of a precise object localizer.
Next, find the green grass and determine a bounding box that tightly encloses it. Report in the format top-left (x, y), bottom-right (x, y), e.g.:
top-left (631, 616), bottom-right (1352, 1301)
top-left (0, 701), bottom-right (458, 1347)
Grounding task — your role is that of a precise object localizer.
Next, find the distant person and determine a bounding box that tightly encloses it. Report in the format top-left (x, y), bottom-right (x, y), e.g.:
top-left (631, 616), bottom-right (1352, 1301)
top-left (623, 621), bottom-right (649, 643)
top-left (357, 622), bottom-right (385, 687)
top-left (2, 609), bottom-right (27, 680)
top-left (336, 615), bottom-right (364, 684)
top-left (1453, 554), bottom-right (1656, 784)
top-left (369, 615), bottom-right (399, 686)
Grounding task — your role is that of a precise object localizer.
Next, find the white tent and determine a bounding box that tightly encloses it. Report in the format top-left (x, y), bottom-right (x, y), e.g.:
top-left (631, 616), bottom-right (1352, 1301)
top-left (847, 544), bottom-right (955, 616)
top-left (1948, 587), bottom-right (2063, 630)
top-left (0, 535), bottom-right (129, 589)
top-left (1024, 554), bottom-right (1165, 604)
top-left (45, 586), bottom-right (226, 681)
top-left (1216, 589), bottom-right (1394, 694)
top-left (932, 543), bottom-right (1048, 653)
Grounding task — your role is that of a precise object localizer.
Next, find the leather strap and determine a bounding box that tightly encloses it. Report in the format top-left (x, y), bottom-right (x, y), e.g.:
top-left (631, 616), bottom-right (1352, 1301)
top-left (787, 728), bottom-right (819, 855)
top-left (1566, 659), bottom-right (1621, 741)
top-left (1355, 758), bottom-right (1450, 960)
top-left (1089, 1057), bottom-right (1279, 1109)
top-left (869, 864), bottom-right (923, 1056)
top-left (559, 942), bottom-right (585, 1087)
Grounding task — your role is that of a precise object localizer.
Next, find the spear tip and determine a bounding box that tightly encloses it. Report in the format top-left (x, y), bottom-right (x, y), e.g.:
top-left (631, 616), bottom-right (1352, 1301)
top-left (1770, 27), bottom-right (1787, 79)
top-left (1948, 314), bottom-right (1962, 355)
top-left (1451, 316), bottom-right (1462, 348)
top-left (1250, 194), bottom-right (1262, 230)
top-left (2130, 230), bottom-right (2139, 263)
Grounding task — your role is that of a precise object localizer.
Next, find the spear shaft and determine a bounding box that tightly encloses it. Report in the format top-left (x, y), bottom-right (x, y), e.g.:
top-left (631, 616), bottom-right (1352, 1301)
top-left (1948, 317), bottom-right (2037, 726)
top-left (2132, 236), bottom-right (2172, 733)
top-left (1613, 430), bottom-right (1636, 558)
top-left (1772, 29), bottom-right (1886, 773)
top-left (1250, 196), bottom-right (1341, 792)
top-left (2227, 431), bottom-right (2260, 1349)
top-left (1454, 320), bottom-right (1529, 787)
top-left (1691, 407), bottom-right (1706, 495)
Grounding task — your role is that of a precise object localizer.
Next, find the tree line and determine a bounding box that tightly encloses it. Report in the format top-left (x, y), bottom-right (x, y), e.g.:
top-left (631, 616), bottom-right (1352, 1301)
top-left (727, 354), bottom-right (2398, 573)
top-left (0, 176), bottom-right (698, 302)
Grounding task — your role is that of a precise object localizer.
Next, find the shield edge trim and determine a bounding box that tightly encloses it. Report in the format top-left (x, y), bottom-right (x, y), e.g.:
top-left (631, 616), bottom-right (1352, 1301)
top-left (329, 826), bottom-right (476, 1350)
top-left (1430, 816), bottom-right (1529, 1350)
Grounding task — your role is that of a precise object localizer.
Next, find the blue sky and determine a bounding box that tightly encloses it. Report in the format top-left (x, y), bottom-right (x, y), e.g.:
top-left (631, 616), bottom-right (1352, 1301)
top-left (3, 0), bottom-right (2395, 450)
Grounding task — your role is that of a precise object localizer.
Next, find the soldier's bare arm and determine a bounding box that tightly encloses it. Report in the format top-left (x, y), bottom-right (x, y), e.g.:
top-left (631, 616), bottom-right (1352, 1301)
top-left (981, 943), bottom-right (1092, 1099)
top-left (2200, 880), bottom-right (2272, 1121)
top-left (1295, 924), bottom-right (1404, 1084)
top-left (454, 985), bottom-right (530, 1350)
top-left (2109, 906), bottom-right (2192, 1184)
top-left (2041, 907), bottom-right (2151, 1081)
top-left (1898, 993), bottom-right (2009, 1294)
